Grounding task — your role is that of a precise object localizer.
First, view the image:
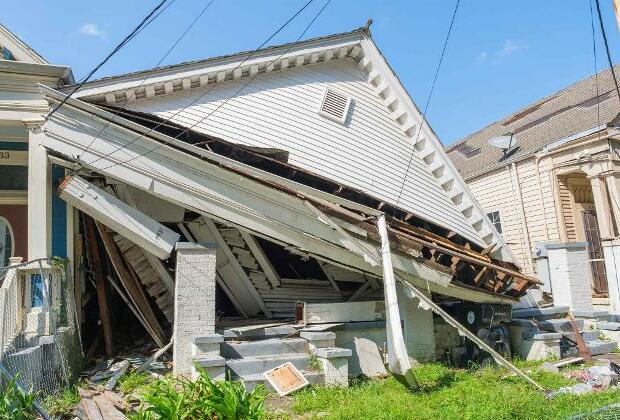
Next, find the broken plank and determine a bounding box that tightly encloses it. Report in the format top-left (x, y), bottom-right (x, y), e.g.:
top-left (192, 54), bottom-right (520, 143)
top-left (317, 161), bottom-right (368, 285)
top-left (84, 216), bottom-right (114, 357)
top-left (239, 230), bottom-right (282, 288)
top-left (96, 222), bottom-right (166, 346)
top-left (303, 301), bottom-right (385, 324)
top-left (59, 175), bottom-right (180, 259)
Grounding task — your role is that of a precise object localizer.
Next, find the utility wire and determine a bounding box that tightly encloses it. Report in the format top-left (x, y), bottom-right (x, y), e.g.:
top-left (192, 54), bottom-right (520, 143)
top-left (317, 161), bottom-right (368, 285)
top-left (590, 0), bottom-right (602, 138)
top-left (76, 0), bottom-right (216, 161)
top-left (395, 0), bottom-right (460, 206)
top-left (594, 0), bottom-right (620, 103)
top-left (80, 0), bottom-right (318, 170)
top-left (45, 0), bottom-right (172, 122)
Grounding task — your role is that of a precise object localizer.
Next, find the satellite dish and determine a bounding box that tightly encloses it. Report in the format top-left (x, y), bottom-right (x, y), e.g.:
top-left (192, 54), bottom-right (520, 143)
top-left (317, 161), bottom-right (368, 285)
top-left (488, 134), bottom-right (517, 150)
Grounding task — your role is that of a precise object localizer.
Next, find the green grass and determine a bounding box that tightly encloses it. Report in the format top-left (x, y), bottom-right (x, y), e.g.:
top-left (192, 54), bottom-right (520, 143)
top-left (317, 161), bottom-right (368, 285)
top-left (117, 371), bottom-right (154, 395)
top-left (290, 363), bottom-right (620, 420)
top-left (42, 385), bottom-right (81, 419)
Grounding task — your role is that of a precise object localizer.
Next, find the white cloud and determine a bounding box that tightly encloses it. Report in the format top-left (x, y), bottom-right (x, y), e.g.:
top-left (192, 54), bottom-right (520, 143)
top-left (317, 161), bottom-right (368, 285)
top-left (79, 23), bottom-right (106, 39)
top-left (497, 39), bottom-right (527, 57)
top-left (477, 51), bottom-right (488, 61)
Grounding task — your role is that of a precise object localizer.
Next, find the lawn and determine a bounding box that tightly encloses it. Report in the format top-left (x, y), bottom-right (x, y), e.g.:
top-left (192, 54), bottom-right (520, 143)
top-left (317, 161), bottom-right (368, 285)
top-left (287, 363), bottom-right (620, 419)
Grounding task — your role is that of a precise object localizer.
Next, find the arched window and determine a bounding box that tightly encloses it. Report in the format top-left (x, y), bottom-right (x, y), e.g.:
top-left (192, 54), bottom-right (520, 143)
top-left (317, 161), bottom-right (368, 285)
top-left (0, 217), bottom-right (14, 268)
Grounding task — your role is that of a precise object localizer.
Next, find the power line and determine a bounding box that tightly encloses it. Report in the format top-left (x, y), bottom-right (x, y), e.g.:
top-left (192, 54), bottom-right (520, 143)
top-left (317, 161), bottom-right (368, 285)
top-left (594, 0), bottom-right (620, 103)
top-left (80, 0), bottom-right (319, 170)
top-left (76, 0), bottom-right (216, 161)
top-left (395, 0), bottom-right (461, 206)
top-left (45, 0), bottom-right (173, 122)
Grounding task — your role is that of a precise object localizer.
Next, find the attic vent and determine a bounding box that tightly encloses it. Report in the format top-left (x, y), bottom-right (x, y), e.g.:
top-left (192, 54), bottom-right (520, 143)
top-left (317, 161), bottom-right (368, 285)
top-left (318, 87), bottom-right (351, 124)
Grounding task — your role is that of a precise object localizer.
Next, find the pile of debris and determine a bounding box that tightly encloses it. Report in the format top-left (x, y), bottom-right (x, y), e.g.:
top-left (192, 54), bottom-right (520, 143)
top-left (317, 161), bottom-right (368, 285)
top-left (547, 359), bottom-right (620, 397)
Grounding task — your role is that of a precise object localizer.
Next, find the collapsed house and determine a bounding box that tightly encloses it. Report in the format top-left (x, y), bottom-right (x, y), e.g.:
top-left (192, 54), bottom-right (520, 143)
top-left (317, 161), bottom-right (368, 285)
top-left (0, 26), bottom-right (539, 390)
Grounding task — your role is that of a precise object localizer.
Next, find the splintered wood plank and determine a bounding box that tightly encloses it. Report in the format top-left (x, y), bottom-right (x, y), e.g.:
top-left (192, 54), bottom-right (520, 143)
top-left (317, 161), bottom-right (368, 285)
top-left (96, 222), bottom-right (166, 346)
top-left (239, 231), bottom-right (282, 287)
top-left (84, 216), bottom-right (114, 357)
top-left (78, 389), bottom-right (104, 420)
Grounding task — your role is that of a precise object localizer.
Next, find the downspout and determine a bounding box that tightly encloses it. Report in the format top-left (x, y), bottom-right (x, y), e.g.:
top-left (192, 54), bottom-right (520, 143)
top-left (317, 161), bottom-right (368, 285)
top-left (534, 153), bottom-right (551, 240)
top-left (508, 162), bottom-right (535, 273)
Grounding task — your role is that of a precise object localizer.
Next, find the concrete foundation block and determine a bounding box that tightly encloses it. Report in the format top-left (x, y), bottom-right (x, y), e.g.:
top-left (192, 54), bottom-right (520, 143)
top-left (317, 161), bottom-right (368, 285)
top-left (173, 242), bottom-right (217, 377)
top-left (510, 326), bottom-right (561, 361)
top-left (192, 334), bottom-right (223, 358)
top-left (547, 243), bottom-right (593, 312)
top-left (193, 355), bottom-right (226, 381)
top-left (315, 347), bottom-right (351, 387)
top-left (300, 331), bottom-right (336, 351)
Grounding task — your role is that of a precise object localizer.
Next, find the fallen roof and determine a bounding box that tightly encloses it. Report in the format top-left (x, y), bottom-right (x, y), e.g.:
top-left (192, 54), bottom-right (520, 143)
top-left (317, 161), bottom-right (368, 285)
top-left (447, 65), bottom-right (620, 180)
top-left (58, 27), bottom-right (514, 264)
top-left (39, 85), bottom-right (538, 303)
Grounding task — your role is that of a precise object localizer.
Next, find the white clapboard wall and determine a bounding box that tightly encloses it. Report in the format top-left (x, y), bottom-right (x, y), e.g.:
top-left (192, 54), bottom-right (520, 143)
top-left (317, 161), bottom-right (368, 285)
top-left (127, 59), bottom-right (481, 244)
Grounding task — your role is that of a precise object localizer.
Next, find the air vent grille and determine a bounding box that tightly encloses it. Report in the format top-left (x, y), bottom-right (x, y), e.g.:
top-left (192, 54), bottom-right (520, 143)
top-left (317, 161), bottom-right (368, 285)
top-left (318, 87), bottom-right (351, 124)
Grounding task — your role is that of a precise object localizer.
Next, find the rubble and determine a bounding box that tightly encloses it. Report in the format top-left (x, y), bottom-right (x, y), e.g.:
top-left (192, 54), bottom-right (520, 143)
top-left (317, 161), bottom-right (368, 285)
top-left (548, 360), bottom-right (620, 397)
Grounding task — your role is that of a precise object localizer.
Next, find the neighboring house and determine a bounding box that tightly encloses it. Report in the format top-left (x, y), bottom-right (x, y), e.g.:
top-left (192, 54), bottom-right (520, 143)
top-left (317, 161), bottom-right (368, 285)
top-left (447, 66), bottom-right (620, 313)
top-left (0, 24), bottom-right (73, 267)
top-left (0, 23), bottom-right (537, 390)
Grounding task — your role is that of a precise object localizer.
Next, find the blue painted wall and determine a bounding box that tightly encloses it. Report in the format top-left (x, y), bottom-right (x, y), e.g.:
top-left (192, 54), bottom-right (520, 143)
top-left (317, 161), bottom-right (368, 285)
top-left (51, 165), bottom-right (67, 258)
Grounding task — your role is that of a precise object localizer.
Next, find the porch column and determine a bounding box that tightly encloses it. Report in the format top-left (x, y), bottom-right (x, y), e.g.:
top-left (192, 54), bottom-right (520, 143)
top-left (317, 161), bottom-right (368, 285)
top-left (24, 119), bottom-right (51, 260)
top-left (589, 175), bottom-right (615, 239)
top-left (605, 174), bottom-right (620, 234)
top-left (173, 242), bottom-right (219, 377)
top-left (603, 239), bottom-right (620, 314)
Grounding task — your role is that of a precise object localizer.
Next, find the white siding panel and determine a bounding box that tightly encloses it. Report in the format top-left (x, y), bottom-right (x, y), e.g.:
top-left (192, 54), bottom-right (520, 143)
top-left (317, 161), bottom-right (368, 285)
top-left (466, 157), bottom-right (560, 275)
top-left (128, 59), bottom-right (482, 243)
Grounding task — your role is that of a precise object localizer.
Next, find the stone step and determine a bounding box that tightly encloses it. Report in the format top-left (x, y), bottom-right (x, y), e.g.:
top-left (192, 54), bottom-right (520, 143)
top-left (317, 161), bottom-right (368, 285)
top-left (221, 338), bottom-right (309, 358)
top-left (537, 319), bottom-right (584, 332)
top-left (587, 340), bottom-right (618, 356)
top-left (220, 325), bottom-right (299, 339)
top-left (226, 353), bottom-right (310, 377)
top-left (512, 306), bottom-right (569, 320)
top-left (240, 370), bottom-right (323, 392)
top-left (597, 321), bottom-right (620, 331)
top-left (563, 330), bottom-right (601, 342)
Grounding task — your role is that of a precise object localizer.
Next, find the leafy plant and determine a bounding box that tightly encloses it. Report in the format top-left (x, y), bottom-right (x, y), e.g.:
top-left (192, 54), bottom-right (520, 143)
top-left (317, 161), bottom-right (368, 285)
top-left (42, 385), bottom-right (80, 419)
top-left (307, 354), bottom-right (323, 372)
top-left (132, 367), bottom-right (266, 419)
top-left (118, 371), bottom-right (153, 395)
top-left (0, 376), bottom-right (37, 420)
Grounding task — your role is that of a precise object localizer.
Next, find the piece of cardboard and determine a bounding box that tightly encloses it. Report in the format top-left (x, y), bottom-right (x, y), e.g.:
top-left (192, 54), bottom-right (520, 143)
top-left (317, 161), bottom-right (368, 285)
top-left (263, 362), bottom-right (309, 396)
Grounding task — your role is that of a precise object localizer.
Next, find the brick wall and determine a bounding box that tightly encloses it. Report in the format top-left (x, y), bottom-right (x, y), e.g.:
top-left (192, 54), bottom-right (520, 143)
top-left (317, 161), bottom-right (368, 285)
top-left (547, 243), bottom-right (593, 311)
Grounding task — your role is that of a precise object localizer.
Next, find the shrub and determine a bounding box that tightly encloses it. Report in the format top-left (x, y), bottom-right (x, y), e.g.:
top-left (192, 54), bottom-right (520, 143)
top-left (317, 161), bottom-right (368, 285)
top-left (130, 367), bottom-right (266, 419)
top-left (0, 376), bottom-right (37, 420)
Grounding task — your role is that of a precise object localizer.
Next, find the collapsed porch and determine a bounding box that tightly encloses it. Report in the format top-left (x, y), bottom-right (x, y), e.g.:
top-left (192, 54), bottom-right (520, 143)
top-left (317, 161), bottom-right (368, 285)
top-left (9, 85), bottom-right (541, 389)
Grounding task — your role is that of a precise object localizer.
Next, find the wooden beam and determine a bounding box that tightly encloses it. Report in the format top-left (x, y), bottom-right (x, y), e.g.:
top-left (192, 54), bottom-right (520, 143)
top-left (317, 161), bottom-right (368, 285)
top-left (187, 219), bottom-right (270, 317)
top-left (59, 176), bottom-right (180, 259)
top-left (377, 215), bottom-right (412, 378)
top-left (239, 230), bottom-right (281, 288)
top-left (347, 281), bottom-right (370, 302)
top-left (472, 267), bottom-right (488, 285)
top-left (95, 221), bottom-right (167, 346)
top-left (84, 216), bottom-right (114, 356)
top-left (317, 261), bottom-right (343, 295)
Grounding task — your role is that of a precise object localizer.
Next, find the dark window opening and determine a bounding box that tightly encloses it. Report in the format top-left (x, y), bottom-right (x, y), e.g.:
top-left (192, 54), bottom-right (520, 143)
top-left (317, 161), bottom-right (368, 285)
top-left (487, 210), bottom-right (502, 234)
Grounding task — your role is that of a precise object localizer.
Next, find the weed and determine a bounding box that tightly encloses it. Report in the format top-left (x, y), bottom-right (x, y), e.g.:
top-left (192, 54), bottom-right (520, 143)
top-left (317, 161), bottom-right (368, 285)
top-left (131, 366), bottom-right (267, 419)
top-left (0, 376), bottom-right (37, 420)
top-left (307, 354), bottom-right (322, 372)
top-left (42, 385), bottom-right (80, 419)
top-left (117, 371), bottom-right (153, 395)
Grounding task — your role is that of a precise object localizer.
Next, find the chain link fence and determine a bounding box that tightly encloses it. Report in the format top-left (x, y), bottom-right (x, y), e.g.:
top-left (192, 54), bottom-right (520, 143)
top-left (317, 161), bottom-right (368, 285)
top-left (0, 258), bottom-right (81, 407)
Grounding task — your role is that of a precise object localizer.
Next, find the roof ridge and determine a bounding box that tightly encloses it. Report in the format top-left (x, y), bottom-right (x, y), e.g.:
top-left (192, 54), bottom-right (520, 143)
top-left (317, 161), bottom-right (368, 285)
top-left (446, 64), bottom-right (620, 151)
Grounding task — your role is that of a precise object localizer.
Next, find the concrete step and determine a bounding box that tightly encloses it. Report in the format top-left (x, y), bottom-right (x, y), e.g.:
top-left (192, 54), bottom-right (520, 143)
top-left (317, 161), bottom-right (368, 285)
top-left (587, 340), bottom-right (618, 356)
top-left (241, 370), bottom-right (323, 392)
top-left (512, 306), bottom-right (569, 320)
top-left (220, 325), bottom-right (299, 339)
top-left (563, 330), bottom-right (601, 342)
top-left (226, 353), bottom-right (310, 377)
top-left (537, 319), bottom-right (584, 332)
top-left (597, 321), bottom-right (620, 331)
top-left (221, 338), bottom-right (309, 358)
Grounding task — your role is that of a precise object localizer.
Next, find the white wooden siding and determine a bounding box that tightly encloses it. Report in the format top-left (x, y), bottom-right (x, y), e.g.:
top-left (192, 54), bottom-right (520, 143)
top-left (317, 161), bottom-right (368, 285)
top-left (127, 58), bottom-right (482, 244)
top-left (467, 157), bottom-right (560, 275)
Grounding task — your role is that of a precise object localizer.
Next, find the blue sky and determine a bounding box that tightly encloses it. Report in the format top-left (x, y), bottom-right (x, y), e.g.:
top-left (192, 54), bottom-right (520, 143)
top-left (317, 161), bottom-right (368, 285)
top-left (2, 1), bottom-right (619, 144)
